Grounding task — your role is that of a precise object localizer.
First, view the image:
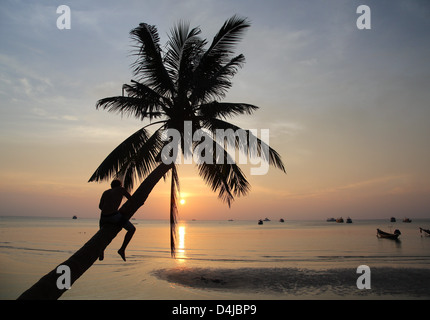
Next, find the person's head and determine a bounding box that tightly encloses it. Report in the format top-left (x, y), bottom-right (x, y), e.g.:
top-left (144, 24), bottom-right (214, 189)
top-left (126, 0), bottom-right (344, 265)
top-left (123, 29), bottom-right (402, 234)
top-left (110, 179), bottom-right (122, 189)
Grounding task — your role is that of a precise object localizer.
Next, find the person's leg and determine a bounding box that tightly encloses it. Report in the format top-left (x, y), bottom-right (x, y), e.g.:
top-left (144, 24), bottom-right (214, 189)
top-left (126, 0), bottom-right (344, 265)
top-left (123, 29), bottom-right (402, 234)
top-left (98, 212), bottom-right (121, 261)
top-left (117, 221), bottom-right (136, 262)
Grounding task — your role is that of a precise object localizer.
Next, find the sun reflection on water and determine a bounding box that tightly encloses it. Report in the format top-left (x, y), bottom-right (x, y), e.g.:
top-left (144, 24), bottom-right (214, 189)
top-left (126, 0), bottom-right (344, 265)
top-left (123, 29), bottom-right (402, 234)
top-left (176, 225), bottom-right (186, 262)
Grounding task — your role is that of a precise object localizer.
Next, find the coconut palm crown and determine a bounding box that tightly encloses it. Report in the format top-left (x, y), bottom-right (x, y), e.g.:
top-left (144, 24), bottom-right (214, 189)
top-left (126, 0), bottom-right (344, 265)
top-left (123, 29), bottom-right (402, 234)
top-left (88, 15), bottom-right (286, 255)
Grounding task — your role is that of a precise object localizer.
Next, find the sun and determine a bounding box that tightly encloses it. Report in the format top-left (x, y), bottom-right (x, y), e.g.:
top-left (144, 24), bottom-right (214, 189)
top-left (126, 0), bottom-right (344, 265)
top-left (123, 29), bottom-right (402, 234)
top-left (180, 199), bottom-right (186, 205)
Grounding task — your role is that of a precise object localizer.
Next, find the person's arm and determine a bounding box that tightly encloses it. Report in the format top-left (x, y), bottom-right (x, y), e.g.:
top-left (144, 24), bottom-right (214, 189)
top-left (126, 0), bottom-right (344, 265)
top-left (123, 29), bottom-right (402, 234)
top-left (122, 188), bottom-right (131, 200)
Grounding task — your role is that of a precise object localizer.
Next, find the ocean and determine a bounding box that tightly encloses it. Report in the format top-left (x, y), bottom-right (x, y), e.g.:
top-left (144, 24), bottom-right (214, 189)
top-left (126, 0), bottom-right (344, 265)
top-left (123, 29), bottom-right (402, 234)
top-left (1, 216), bottom-right (429, 300)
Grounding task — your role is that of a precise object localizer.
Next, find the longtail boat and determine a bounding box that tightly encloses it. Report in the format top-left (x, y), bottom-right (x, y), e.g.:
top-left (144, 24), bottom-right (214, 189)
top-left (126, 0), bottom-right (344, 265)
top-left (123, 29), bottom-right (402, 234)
top-left (377, 228), bottom-right (401, 240)
top-left (419, 227), bottom-right (430, 236)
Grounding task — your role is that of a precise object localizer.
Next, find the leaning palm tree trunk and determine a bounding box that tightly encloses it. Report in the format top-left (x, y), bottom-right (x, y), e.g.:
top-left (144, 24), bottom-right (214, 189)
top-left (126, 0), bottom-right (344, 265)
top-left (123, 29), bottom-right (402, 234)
top-left (17, 163), bottom-right (172, 300)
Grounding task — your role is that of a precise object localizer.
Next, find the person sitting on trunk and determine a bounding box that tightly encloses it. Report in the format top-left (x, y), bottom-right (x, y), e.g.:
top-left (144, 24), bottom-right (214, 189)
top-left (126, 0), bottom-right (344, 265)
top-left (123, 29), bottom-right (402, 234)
top-left (98, 179), bottom-right (134, 261)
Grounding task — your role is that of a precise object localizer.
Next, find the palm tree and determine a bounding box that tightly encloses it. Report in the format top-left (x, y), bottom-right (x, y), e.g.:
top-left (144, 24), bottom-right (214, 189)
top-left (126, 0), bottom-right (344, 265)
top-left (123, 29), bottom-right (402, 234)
top-left (18, 15), bottom-right (285, 300)
top-left (89, 15), bottom-right (285, 253)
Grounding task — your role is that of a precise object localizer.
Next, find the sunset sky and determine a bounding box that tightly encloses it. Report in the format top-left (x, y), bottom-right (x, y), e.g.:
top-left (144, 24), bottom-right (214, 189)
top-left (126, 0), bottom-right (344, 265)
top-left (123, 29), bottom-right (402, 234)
top-left (1, 0), bottom-right (429, 220)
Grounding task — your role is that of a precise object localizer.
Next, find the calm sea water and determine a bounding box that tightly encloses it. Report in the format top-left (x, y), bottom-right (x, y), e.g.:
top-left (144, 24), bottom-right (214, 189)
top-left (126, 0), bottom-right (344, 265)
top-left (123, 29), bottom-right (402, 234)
top-left (1, 216), bottom-right (429, 299)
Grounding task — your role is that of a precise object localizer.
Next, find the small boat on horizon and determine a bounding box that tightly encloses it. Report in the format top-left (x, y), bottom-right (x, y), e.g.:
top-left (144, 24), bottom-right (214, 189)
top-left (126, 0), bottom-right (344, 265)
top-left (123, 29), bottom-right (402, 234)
top-left (258, 219), bottom-right (263, 225)
top-left (403, 218), bottom-right (412, 223)
top-left (346, 217), bottom-right (352, 223)
top-left (326, 218), bottom-right (336, 222)
top-left (390, 217), bottom-right (396, 222)
top-left (279, 218), bottom-right (285, 223)
top-left (72, 215), bottom-right (77, 219)
top-left (336, 217), bottom-right (344, 223)
top-left (377, 228), bottom-right (401, 240)
top-left (263, 218), bottom-right (271, 221)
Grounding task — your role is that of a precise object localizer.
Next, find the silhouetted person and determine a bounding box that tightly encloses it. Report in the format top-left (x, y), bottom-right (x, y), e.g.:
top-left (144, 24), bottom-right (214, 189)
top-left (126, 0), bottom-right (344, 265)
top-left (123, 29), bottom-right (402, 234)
top-left (99, 179), bottom-right (135, 261)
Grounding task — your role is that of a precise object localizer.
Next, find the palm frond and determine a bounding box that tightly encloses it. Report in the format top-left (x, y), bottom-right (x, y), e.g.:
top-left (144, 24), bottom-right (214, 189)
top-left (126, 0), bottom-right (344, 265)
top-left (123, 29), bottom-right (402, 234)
top-left (190, 54), bottom-right (246, 103)
top-left (164, 21), bottom-right (203, 82)
top-left (130, 23), bottom-right (175, 95)
top-left (196, 101), bottom-right (258, 119)
top-left (88, 127), bottom-right (149, 183)
top-left (197, 161), bottom-right (250, 207)
top-left (96, 96), bottom-right (164, 121)
top-left (169, 165), bottom-right (180, 257)
top-left (116, 128), bottom-right (166, 191)
top-left (207, 15), bottom-right (251, 59)
top-left (188, 15), bottom-right (250, 104)
top-left (128, 80), bottom-right (173, 111)
top-left (200, 118), bottom-right (286, 173)
top-left (196, 137), bottom-right (250, 207)
top-left (88, 127), bottom-right (166, 191)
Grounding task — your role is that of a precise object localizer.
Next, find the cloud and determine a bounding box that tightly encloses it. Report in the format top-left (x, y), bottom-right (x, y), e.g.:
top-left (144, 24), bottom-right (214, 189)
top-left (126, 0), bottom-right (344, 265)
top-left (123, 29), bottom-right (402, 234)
top-left (0, 55), bottom-right (55, 109)
top-left (269, 121), bottom-right (305, 139)
top-left (31, 107), bottom-right (78, 121)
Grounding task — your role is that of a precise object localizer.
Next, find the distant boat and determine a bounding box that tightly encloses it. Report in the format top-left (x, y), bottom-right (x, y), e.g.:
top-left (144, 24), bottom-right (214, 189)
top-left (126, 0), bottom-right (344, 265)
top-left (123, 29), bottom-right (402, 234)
top-left (258, 219), bottom-right (263, 225)
top-left (228, 219), bottom-right (234, 221)
top-left (390, 217), bottom-right (396, 222)
top-left (279, 218), bottom-right (285, 223)
top-left (419, 227), bottom-right (430, 236)
top-left (403, 218), bottom-right (412, 223)
top-left (377, 228), bottom-right (401, 240)
top-left (326, 218), bottom-right (336, 222)
top-left (72, 215), bottom-right (77, 219)
top-left (336, 217), bottom-right (344, 223)
top-left (346, 217), bottom-right (352, 223)
top-left (263, 218), bottom-right (271, 221)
